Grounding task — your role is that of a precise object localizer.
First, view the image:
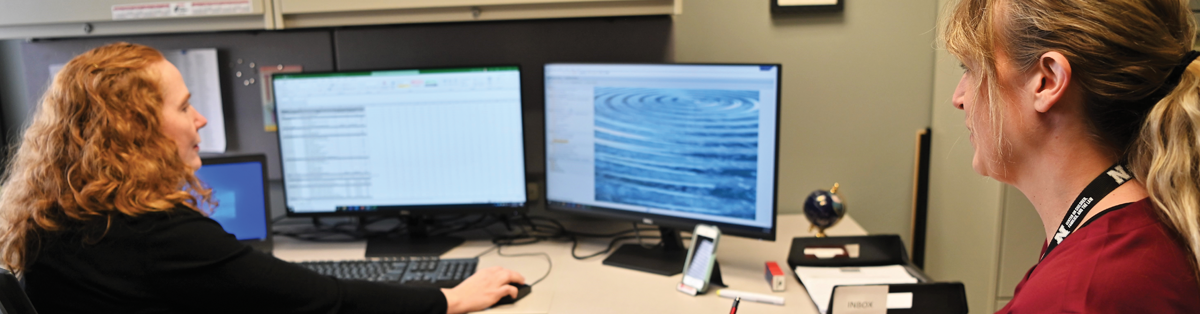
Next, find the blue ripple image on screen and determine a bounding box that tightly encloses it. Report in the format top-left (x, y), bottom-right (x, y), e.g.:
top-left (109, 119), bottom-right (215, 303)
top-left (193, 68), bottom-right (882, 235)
top-left (594, 87), bottom-right (760, 219)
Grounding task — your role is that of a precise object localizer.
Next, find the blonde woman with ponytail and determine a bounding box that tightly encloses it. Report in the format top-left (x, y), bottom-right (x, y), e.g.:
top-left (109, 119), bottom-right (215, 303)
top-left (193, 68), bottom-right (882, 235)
top-left (943, 0), bottom-right (1200, 312)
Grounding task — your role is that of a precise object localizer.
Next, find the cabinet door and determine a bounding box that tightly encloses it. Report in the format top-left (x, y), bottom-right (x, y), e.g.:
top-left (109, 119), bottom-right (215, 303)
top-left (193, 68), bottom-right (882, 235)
top-left (0, 0), bottom-right (273, 39)
top-left (273, 0), bottom-right (679, 29)
top-left (995, 185), bottom-right (1045, 310)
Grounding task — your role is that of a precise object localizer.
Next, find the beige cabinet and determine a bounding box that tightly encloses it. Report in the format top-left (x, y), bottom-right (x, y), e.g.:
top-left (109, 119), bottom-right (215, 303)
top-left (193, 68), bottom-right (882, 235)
top-left (0, 0), bottom-right (680, 39)
top-left (992, 186), bottom-right (1047, 310)
top-left (271, 0), bottom-right (679, 29)
top-left (0, 0), bottom-right (275, 39)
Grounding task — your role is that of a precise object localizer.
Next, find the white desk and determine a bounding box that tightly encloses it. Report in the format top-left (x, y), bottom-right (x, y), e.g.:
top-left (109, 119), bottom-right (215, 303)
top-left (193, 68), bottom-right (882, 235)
top-left (274, 214), bottom-right (867, 314)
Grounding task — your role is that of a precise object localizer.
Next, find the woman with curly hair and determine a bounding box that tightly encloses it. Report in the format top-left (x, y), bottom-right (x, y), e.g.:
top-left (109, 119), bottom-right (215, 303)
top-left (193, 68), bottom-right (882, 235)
top-left (0, 42), bottom-right (523, 314)
top-left (943, 0), bottom-right (1200, 312)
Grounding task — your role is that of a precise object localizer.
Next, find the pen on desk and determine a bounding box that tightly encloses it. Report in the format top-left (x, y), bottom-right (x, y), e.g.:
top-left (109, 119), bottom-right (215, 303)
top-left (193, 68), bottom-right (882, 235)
top-left (717, 289), bottom-right (786, 305)
top-left (729, 297), bottom-right (740, 314)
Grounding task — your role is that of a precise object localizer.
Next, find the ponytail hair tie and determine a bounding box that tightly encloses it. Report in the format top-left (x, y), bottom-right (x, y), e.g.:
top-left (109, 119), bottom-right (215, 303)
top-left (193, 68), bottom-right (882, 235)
top-left (1163, 50), bottom-right (1200, 89)
top-left (1136, 50), bottom-right (1200, 108)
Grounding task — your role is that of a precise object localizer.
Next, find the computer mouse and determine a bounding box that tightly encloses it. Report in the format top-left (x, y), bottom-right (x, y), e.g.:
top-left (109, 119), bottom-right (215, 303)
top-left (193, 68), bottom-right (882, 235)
top-left (493, 283), bottom-right (532, 306)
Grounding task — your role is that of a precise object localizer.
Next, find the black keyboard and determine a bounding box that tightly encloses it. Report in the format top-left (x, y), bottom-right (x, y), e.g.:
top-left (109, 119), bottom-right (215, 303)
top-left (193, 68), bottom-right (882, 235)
top-left (294, 257), bottom-right (477, 288)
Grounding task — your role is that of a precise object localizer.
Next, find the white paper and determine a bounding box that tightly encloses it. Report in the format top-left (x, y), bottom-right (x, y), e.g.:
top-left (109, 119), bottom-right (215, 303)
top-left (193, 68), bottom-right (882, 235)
top-left (778, 0), bottom-right (839, 5)
top-left (886, 292), bottom-right (914, 309)
top-left (794, 265), bottom-right (919, 314)
top-left (112, 0), bottom-right (252, 21)
top-left (163, 48), bottom-right (226, 153)
top-left (48, 63), bottom-right (65, 78)
top-left (804, 247), bottom-right (847, 259)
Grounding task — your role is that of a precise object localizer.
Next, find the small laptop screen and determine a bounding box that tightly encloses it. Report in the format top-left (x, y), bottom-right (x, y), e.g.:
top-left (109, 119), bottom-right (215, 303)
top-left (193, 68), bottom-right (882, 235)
top-left (195, 160), bottom-right (269, 241)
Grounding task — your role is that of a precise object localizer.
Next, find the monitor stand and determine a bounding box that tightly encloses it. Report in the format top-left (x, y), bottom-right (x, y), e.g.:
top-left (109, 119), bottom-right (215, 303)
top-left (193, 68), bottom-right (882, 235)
top-left (602, 226), bottom-right (688, 276)
top-left (365, 236), bottom-right (464, 257)
top-left (363, 216), bottom-right (464, 257)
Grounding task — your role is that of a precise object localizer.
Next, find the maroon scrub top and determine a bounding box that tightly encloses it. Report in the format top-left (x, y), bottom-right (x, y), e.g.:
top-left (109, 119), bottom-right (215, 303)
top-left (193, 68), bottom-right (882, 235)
top-left (997, 198), bottom-right (1200, 313)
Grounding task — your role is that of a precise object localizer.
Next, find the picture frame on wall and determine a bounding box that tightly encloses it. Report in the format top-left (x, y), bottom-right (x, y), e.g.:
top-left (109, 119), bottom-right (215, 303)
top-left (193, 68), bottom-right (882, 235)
top-left (771, 0), bottom-right (844, 13)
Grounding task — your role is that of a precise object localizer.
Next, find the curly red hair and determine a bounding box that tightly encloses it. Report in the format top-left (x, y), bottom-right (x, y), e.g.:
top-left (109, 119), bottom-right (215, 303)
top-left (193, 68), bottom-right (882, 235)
top-left (0, 42), bottom-right (211, 274)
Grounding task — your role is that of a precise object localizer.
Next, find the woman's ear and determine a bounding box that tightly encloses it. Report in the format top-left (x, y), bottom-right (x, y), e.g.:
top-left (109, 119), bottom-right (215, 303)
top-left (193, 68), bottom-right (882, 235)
top-left (1031, 51), bottom-right (1072, 113)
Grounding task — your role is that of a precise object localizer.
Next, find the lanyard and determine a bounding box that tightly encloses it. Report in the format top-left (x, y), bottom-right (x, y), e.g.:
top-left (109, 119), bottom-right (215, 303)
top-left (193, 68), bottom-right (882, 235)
top-left (1040, 162), bottom-right (1132, 261)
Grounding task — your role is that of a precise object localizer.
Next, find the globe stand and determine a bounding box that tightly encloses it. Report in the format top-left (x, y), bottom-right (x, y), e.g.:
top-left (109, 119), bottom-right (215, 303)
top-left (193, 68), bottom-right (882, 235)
top-left (810, 225), bottom-right (830, 238)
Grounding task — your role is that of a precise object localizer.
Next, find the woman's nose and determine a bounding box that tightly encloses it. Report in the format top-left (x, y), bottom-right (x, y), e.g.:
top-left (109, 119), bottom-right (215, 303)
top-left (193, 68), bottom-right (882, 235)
top-left (195, 111), bottom-right (208, 129)
top-left (952, 73), bottom-right (969, 111)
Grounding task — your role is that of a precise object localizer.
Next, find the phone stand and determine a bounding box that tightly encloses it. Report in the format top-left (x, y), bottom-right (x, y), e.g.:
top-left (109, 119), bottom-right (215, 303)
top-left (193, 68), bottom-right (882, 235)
top-left (673, 261), bottom-right (727, 296)
top-left (698, 260), bottom-right (726, 294)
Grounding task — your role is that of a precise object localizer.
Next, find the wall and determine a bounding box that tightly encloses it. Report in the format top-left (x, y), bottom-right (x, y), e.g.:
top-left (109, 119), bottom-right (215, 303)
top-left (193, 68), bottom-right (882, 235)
top-left (924, 0), bottom-right (1008, 312)
top-left (672, 0), bottom-right (938, 247)
top-left (0, 17), bottom-right (671, 219)
top-left (925, 0), bottom-right (1003, 311)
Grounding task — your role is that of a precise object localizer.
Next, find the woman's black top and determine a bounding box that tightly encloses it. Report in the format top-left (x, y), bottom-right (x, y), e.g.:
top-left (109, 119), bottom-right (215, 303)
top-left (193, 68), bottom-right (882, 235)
top-left (23, 205), bottom-right (447, 314)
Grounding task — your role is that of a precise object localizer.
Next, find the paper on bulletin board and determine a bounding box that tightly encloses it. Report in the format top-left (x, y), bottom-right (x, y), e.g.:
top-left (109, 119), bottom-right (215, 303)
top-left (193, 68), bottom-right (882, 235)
top-left (48, 64), bottom-right (65, 78)
top-left (163, 48), bottom-right (226, 153)
top-left (258, 65), bottom-right (303, 132)
top-left (112, 0), bottom-right (253, 21)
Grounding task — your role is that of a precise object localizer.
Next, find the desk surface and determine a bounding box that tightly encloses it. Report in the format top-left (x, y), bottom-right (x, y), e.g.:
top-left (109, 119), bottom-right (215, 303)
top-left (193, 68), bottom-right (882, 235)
top-left (274, 214), bottom-right (867, 314)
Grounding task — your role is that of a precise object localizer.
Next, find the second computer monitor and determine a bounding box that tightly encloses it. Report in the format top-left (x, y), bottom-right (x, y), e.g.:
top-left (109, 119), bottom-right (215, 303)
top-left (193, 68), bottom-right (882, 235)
top-left (544, 63), bottom-right (781, 241)
top-left (272, 66), bottom-right (528, 217)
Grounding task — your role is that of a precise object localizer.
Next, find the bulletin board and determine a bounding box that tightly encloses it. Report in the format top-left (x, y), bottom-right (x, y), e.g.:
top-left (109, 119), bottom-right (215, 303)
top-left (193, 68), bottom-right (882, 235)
top-left (20, 30), bottom-right (336, 180)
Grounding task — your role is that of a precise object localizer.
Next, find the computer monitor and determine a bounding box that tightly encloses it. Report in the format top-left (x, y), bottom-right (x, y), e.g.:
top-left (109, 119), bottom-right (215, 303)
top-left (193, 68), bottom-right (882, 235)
top-left (195, 154), bottom-right (272, 253)
top-left (544, 63), bottom-right (781, 275)
top-left (272, 66), bottom-right (528, 256)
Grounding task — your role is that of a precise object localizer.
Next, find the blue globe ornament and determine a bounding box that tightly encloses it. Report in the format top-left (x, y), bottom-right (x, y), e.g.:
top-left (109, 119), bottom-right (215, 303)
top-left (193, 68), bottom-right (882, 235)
top-left (803, 183), bottom-right (845, 238)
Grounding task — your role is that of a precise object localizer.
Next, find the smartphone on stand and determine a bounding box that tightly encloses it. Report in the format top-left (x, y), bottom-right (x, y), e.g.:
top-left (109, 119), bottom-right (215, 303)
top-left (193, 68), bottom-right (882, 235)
top-left (681, 224), bottom-right (721, 294)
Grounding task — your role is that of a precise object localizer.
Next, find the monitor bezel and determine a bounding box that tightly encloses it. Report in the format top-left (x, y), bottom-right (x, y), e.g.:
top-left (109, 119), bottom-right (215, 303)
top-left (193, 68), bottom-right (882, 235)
top-left (271, 64), bottom-right (531, 218)
top-left (198, 154), bottom-right (274, 251)
top-left (542, 62), bottom-right (781, 241)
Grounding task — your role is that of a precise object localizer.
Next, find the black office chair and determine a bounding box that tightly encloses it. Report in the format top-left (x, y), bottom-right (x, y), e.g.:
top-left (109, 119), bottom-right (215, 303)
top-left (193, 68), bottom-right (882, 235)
top-left (0, 269), bottom-right (37, 314)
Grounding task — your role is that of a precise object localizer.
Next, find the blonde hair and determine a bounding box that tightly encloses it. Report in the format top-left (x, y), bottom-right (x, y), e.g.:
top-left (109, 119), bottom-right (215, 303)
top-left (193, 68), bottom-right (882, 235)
top-left (0, 42), bottom-right (211, 275)
top-left (942, 0), bottom-right (1200, 278)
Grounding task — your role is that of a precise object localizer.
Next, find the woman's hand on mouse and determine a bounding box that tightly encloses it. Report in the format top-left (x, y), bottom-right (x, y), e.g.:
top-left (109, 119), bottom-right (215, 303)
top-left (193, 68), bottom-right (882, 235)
top-left (441, 266), bottom-right (525, 314)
